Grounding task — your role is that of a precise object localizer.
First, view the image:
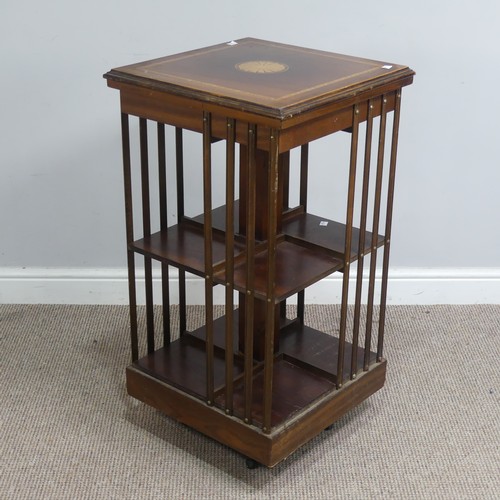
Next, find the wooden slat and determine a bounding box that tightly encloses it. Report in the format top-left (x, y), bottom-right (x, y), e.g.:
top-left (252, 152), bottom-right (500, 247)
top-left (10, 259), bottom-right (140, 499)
top-left (364, 95), bottom-right (388, 370)
top-left (299, 143), bottom-right (309, 210)
top-left (120, 113), bottom-right (139, 361)
top-left (337, 105), bottom-right (360, 389)
top-left (280, 151), bottom-right (290, 211)
top-left (263, 129), bottom-right (280, 432)
top-left (278, 150), bottom-right (290, 324)
top-left (139, 118), bottom-right (155, 354)
top-left (158, 122), bottom-right (168, 230)
top-left (297, 143), bottom-right (309, 324)
top-left (175, 127), bottom-right (187, 335)
top-left (203, 112), bottom-right (214, 404)
top-left (378, 90), bottom-right (402, 362)
top-left (224, 117), bottom-right (236, 414)
top-left (244, 123), bottom-right (257, 423)
top-left (351, 100), bottom-right (374, 379)
top-left (157, 122), bottom-right (171, 345)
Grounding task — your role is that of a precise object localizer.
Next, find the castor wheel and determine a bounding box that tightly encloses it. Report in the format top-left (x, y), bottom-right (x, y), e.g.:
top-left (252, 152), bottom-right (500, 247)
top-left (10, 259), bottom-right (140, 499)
top-left (245, 458), bottom-right (259, 469)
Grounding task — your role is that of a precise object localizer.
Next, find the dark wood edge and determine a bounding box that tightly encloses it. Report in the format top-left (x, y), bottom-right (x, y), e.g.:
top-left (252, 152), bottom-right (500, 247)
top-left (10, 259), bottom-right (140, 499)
top-left (106, 74), bottom-right (283, 123)
top-left (105, 69), bottom-right (414, 121)
top-left (281, 74), bottom-right (413, 125)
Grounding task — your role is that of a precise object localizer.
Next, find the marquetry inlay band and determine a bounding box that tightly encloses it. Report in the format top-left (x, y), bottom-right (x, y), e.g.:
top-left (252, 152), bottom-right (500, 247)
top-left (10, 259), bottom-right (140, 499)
top-left (235, 60), bottom-right (289, 74)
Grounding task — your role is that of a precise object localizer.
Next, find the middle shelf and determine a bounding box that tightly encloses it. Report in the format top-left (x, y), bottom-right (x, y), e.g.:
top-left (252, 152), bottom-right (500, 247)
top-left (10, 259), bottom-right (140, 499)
top-left (131, 201), bottom-right (385, 302)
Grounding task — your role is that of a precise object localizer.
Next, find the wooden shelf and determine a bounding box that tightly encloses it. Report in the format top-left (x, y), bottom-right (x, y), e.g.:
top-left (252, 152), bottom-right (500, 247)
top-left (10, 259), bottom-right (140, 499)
top-left (219, 240), bottom-right (343, 302)
top-left (132, 216), bottom-right (343, 301)
top-left (217, 358), bottom-right (335, 428)
top-left (282, 211), bottom-right (385, 259)
top-left (280, 321), bottom-right (377, 380)
top-left (135, 333), bottom-right (245, 401)
top-left (131, 222), bottom-right (245, 277)
top-left (191, 311), bottom-right (376, 381)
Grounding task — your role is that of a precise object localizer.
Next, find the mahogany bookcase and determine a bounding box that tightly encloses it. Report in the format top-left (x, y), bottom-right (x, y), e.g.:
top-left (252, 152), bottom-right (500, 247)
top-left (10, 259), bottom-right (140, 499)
top-left (104, 38), bottom-right (414, 468)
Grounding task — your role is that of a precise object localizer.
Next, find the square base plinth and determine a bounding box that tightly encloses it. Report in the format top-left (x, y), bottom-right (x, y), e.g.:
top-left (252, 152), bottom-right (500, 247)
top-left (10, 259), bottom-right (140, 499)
top-left (126, 358), bottom-right (386, 467)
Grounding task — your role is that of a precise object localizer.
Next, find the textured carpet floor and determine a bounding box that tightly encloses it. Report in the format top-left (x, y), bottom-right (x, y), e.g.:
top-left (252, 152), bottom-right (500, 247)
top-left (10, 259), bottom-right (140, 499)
top-left (0, 304), bottom-right (499, 499)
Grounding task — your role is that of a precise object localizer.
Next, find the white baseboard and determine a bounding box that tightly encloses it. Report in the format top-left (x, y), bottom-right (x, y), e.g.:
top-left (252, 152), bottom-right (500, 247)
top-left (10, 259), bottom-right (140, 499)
top-left (1, 267), bottom-right (499, 305)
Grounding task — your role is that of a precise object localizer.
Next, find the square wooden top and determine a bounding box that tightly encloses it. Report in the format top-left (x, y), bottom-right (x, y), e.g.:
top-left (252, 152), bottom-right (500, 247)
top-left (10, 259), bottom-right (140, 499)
top-left (105, 38), bottom-right (414, 119)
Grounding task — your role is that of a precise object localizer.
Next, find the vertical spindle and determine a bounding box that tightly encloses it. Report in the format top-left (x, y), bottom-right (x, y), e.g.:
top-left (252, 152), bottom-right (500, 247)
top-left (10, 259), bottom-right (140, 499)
top-left (121, 113), bottom-right (138, 361)
top-left (337, 105), bottom-right (360, 388)
top-left (202, 112), bottom-right (214, 404)
top-left (263, 129), bottom-right (279, 433)
top-left (351, 101), bottom-right (374, 378)
top-left (243, 123), bottom-right (257, 424)
top-left (139, 118), bottom-right (155, 354)
top-left (157, 122), bottom-right (171, 345)
top-left (175, 127), bottom-right (187, 336)
top-left (378, 90), bottom-right (402, 362)
top-left (224, 118), bottom-right (236, 414)
top-left (297, 143), bottom-right (309, 324)
top-left (365, 96), bottom-right (388, 370)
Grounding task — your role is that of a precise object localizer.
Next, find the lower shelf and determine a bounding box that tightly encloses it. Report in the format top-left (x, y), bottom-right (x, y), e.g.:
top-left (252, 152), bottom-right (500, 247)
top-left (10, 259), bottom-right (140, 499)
top-left (133, 313), bottom-right (378, 429)
top-left (216, 357), bottom-right (336, 428)
top-left (135, 334), bottom-right (245, 400)
top-left (188, 313), bottom-right (377, 384)
top-left (127, 358), bottom-right (387, 467)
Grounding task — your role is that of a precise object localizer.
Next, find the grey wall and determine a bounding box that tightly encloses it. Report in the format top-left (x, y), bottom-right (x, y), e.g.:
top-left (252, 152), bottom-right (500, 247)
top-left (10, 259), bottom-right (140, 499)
top-left (2, 0), bottom-right (499, 273)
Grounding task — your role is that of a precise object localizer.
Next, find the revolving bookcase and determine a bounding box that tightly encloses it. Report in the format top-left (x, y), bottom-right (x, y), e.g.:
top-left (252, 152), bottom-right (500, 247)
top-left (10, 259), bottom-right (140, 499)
top-left (104, 38), bottom-right (414, 467)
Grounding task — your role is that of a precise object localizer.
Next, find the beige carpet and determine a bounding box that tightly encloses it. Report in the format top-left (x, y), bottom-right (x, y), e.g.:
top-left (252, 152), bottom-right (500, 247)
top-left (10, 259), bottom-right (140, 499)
top-left (1, 304), bottom-right (499, 499)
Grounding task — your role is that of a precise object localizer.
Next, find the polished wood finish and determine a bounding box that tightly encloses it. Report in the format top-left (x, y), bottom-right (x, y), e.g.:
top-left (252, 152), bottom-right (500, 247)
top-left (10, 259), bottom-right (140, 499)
top-left (105, 39), bottom-right (413, 467)
top-left (106, 38), bottom-right (412, 120)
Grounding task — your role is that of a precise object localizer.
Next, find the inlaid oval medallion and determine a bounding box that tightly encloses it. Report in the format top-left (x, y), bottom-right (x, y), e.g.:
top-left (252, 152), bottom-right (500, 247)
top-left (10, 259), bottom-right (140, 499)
top-left (235, 60), bottom-right (289, 74)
